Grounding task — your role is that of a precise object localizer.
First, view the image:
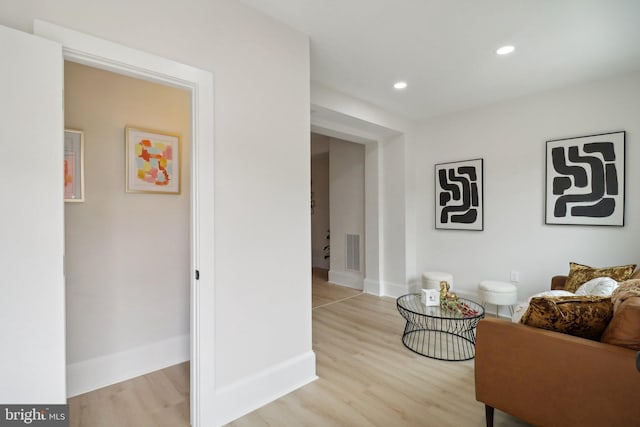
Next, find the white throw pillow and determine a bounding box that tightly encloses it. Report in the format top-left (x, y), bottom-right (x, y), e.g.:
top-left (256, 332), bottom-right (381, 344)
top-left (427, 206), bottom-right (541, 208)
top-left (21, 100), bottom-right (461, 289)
top-left (511, 290), bottom-right (575, 323)
top-left (574, 276), bottom-right (618, 296)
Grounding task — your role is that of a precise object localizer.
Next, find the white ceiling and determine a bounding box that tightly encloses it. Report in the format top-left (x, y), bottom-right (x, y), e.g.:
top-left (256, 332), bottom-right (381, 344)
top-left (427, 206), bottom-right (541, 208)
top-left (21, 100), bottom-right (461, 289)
top-left (240, 0), bottom-right (640, 121)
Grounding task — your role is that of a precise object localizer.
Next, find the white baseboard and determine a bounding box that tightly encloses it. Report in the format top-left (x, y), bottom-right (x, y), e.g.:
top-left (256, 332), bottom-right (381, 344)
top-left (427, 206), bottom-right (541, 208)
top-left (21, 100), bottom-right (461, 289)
top-left (66, 334), bottom-right (189, 397)
top-left (328, 270), bottom-right (363, 290)
top-left (363, 278), bottom-right (380, 295)
top-left (215, 351), bottom-right (317, 426)
top-left (381, 281), bottom-right (410, 298)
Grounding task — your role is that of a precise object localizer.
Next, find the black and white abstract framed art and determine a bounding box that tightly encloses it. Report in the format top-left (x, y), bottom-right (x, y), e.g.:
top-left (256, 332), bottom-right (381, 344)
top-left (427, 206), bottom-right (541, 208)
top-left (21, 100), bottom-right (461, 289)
top-left (545, 131), bottom-right (625, 226)
top-left (435, 158), bottom-right (483, 231)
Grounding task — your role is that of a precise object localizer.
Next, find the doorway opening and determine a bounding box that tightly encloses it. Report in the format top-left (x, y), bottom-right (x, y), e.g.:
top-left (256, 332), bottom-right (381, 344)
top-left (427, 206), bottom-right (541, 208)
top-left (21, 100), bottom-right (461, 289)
top-left (309, 101), bottom-right (407, 297)
top-left (311, 133), bottom-right (364, 308)
top-left (310, 132), bottom-right (366, 308)
top-left (63, 61), bottom-right (192, 424)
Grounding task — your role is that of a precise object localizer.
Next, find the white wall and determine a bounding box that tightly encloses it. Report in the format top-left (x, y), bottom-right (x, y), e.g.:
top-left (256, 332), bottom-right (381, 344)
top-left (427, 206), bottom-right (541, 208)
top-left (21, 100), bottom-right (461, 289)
top-left (63, 62), bottom-right (191, 394)
top-left (381, 135), bottom-right (408, 291)
top-left (414, 72), bottom-right (640, 302)
top-left (328, 137), bottom-right (365, 288)
top-left (311, 134), bottom-right (330, 269)
top-left (0, 0), bottom-right (312, 422)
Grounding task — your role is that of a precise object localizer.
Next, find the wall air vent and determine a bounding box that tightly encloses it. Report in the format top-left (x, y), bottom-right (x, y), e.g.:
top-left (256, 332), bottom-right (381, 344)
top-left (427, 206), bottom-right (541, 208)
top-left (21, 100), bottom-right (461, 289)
top-left (346, 233), bottom-right (360, 272)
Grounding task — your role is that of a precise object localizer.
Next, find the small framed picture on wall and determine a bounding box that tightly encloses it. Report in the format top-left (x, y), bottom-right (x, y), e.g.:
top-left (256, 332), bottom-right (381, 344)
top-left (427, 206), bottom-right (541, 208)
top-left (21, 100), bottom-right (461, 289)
top-left (64, 129), bottom-right (85, 202)
top-left (125, 126), bottom-right (181, 194)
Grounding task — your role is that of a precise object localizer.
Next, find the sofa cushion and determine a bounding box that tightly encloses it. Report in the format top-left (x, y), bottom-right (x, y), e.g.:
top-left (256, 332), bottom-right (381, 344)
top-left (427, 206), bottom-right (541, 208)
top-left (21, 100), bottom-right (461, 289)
top-left (600, 296), bottom-right (640, 350)
top-left (574, 277), bottom-right (619, 296)
top-left (520, 295), bottom-right (613, 340)
top-left (563, 262), bottom-right (636, 293)
top-left (511, 290), bottom-right (574, 324)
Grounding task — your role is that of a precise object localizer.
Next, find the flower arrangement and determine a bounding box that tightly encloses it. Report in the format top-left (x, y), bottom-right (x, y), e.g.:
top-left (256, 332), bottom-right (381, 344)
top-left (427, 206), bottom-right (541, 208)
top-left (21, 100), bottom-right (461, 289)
top-left (439, 281), bottom-right (480, 317)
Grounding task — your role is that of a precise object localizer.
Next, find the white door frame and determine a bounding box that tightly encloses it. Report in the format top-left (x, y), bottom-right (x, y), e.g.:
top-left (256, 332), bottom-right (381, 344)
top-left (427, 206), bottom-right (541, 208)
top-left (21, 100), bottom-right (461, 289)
top-left (34, 20), bottom-right (216, 427)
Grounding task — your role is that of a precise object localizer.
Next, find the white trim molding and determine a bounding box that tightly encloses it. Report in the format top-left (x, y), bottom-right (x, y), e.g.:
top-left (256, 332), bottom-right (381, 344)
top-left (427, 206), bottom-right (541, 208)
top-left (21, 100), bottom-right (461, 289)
top-left (215, 351), bottom-right (317, 426)
top-left (363, 278), bottom-right (381, 295)
top-left (328, 270), bottom-right (364, 290)
top-left (381, 281), bottom-right (411, 298)
top-left (364, 279), bottom-right (411, 297)
top-left (66, 335), bottom-right (189, 397)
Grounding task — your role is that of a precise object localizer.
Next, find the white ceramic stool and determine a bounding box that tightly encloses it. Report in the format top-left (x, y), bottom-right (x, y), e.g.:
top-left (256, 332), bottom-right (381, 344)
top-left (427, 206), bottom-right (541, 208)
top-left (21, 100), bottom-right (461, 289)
top-left (478, 280), bottom-right (518, 318)
top-left (422, 271), bottom-right (454, 290)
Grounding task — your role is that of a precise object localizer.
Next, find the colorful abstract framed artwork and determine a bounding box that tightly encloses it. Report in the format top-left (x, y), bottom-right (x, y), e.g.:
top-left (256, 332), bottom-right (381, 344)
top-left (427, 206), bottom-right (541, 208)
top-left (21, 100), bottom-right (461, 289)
top-left (545, 131), bottom-right (625, 226)
top-left (64, 129), bottom-right (85, 202)
top-left (125, 127), bottom-right (181, 194)
top-left (435, 158), bottom-right (483, 231)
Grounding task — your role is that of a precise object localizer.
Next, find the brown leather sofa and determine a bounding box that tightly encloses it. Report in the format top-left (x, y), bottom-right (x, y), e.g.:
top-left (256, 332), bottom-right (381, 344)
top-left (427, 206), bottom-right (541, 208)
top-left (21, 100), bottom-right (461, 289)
top-left (475, 274), bottom-right (640, 427)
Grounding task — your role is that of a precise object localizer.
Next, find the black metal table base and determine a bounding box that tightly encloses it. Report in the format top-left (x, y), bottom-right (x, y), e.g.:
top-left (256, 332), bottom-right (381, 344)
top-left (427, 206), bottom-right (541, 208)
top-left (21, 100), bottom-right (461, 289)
top-left (397, 294), bottom-right (484, 361)
top-left (402, 327), bottom-right (477, 361)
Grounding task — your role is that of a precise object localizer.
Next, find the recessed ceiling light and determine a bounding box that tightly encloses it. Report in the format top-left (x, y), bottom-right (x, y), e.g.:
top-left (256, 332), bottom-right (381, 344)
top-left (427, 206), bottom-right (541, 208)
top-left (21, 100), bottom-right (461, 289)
top-left (393, 81), bottom-right (407, 90)
top-left (496, 45), bottom-right (515, 55)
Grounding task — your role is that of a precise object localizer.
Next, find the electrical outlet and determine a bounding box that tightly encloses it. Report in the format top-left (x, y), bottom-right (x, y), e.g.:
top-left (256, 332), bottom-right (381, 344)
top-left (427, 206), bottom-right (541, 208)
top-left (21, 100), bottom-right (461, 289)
top-left (510, 270), bottom-right (520, 283)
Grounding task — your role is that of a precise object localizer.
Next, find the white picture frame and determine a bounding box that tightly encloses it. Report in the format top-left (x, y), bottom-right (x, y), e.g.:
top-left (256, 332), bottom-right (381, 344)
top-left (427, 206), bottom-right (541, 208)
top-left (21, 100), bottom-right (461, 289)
top-left (435, 158), bottom-right (483, 231)
top-left (125, 126), bottom-right (181, 194)
top-left (545, 131), bottom-right (625, 226)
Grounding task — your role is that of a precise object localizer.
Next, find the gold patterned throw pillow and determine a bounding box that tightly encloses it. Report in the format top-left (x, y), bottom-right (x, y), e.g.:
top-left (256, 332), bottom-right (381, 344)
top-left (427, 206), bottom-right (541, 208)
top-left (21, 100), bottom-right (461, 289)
top-left (563, 262), bottom-right (637, 293)
top-left (520, 295), bottom-right (613, 340)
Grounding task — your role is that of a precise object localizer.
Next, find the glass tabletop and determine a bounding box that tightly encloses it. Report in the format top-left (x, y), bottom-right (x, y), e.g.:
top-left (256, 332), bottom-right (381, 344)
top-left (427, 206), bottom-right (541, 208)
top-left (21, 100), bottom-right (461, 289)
top-left (396, 293), bottom-right (484, 320)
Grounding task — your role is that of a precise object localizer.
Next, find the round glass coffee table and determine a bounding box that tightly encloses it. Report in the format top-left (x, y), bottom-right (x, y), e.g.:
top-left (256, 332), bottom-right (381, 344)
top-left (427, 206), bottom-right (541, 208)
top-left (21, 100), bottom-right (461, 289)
top-left (396, 293), bottom-right (484, 361)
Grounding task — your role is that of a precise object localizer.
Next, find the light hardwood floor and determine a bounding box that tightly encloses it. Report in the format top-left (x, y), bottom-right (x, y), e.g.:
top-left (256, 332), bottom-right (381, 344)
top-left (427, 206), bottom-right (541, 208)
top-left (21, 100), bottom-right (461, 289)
top-left (68, 362), bottom-right (189, 427)
top-left (312, 267), bottom-right (362, 308)
top-left (228, 291), bottom-right (529, 427)
top-left (68, 271), bottom-right (528, 426)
